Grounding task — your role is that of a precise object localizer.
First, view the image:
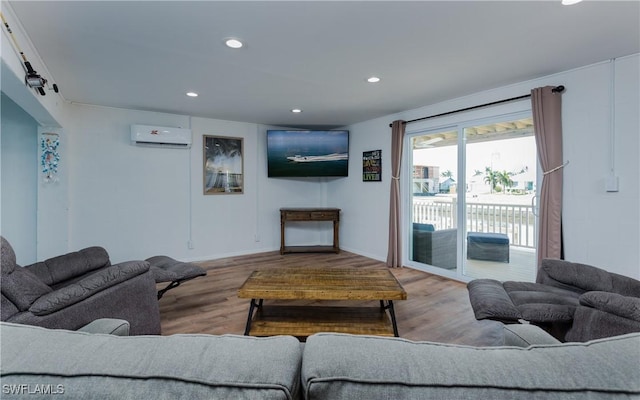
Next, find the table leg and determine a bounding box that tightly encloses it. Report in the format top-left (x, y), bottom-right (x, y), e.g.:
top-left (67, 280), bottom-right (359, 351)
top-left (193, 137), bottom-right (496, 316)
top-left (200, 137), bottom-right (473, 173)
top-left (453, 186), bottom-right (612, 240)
top-left (381, 300), bottom-right (399, 337)
top-left (243, 298), bottom-right (263, 335)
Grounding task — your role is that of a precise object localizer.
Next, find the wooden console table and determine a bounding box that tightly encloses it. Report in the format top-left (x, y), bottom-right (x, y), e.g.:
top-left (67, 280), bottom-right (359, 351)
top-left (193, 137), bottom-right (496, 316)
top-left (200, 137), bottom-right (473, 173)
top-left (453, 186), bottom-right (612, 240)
top-left (280, 208), bottom-right (340, 254)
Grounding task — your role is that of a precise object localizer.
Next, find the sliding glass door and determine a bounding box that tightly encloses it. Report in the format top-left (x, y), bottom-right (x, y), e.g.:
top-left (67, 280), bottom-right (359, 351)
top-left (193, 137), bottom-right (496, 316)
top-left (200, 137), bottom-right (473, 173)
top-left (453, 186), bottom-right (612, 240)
top-left (407, 113), bottom-right (537, 282)
top-left (409, 129), bottom-right (459, 273)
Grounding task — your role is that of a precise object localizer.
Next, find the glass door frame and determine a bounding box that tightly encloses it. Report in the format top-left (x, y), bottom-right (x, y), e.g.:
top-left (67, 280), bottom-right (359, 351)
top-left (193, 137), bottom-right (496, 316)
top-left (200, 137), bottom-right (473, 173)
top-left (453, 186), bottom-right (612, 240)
top-left (402, 103), bottom-right (535, 282)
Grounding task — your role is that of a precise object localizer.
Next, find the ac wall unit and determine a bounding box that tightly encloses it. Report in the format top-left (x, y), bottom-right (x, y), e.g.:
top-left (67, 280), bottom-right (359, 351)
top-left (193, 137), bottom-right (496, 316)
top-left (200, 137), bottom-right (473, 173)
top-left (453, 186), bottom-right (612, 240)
top-left (131, 124), bottom-right (192, 149)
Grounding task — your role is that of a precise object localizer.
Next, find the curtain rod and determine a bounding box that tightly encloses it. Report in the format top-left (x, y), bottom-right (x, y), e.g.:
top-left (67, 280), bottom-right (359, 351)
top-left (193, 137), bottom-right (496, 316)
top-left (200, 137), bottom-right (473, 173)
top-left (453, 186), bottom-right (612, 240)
top-left (389, 85), bottom-right (565, 127)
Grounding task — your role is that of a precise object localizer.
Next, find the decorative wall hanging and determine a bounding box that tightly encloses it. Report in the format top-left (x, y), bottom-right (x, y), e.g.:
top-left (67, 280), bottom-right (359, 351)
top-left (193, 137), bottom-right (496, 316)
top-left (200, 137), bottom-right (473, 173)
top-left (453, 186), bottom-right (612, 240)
top-left (41, 132), bottom-right (60, 183)
top-left (363, 150), bottom-right (381, 182)
top-left (203, 135), bottom-right (244, 194)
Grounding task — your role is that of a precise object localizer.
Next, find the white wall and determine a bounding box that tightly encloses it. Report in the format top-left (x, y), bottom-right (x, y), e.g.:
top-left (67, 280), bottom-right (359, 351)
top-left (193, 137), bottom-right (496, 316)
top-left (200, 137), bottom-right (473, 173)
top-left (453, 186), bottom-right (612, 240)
top-left (1, 94), bottom-right (38, 264)
top-left (64, 104), bottom-right (333, 262)
top-left (328, 115), bottom-right (394, 261)
top-left (561, 56), bottom-right (639, 278)
top-left (66, 104), bottom-right (193, 262)
top-left (333, 55), bottom-right (640, 279)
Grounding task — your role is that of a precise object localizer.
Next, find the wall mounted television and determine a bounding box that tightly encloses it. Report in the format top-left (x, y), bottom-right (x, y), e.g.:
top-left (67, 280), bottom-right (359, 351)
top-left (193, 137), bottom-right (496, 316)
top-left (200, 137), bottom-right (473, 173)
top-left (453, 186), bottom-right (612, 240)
top-left (267, 130), bottom-right (349, 177)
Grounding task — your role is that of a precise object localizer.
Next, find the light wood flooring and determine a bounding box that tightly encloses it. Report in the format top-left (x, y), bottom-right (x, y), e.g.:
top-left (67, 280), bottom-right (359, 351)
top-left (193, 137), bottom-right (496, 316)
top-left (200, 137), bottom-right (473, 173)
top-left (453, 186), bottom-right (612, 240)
top-left (158, 250), bottom-right (503, 346)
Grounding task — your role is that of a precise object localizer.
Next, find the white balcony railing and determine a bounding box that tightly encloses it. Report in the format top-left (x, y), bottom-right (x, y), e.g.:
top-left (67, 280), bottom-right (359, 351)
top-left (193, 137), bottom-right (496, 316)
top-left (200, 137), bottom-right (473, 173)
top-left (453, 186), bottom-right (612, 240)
top-left (412, 198), bottom-right (536, 248)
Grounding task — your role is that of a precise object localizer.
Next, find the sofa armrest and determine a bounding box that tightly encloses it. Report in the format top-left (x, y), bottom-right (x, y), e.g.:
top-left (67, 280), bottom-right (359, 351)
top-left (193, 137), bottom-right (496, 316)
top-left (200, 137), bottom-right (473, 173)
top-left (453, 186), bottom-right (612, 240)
top-left (579, 291), bottom-right (640, 322)
top-left (28, 261), bottom-right (150, 316)
top-left (78, 319), bottom-right (130, 336)
top-left (502, 324), bottom-right (561, 347)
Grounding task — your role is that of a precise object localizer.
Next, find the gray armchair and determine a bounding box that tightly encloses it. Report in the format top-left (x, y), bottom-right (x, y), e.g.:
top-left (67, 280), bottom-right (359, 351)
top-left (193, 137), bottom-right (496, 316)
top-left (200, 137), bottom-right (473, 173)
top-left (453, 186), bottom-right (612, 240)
top-left (467, 258), bottom-right (640, 341)
top-left (1, 236), bottom-right (160, 335)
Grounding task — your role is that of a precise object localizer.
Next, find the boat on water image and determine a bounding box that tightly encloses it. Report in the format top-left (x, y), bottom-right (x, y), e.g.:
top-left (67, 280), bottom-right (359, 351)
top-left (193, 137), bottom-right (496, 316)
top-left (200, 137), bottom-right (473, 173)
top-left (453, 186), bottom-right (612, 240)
top-left (286, 153), bottom-right (348, 163)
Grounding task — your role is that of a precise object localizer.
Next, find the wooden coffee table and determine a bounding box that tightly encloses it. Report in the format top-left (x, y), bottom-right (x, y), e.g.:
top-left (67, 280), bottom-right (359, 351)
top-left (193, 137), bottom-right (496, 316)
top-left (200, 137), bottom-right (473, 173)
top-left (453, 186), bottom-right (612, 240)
top-left (238, 267), bottom-right (407, 337)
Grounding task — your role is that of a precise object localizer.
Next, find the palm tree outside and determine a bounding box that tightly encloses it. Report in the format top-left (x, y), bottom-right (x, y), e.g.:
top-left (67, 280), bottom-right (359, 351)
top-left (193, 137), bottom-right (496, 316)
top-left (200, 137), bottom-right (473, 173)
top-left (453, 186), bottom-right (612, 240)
top-left (498, 170), bottom-right (514, 192)
top-left (483, 167), bottom-right (499, 193)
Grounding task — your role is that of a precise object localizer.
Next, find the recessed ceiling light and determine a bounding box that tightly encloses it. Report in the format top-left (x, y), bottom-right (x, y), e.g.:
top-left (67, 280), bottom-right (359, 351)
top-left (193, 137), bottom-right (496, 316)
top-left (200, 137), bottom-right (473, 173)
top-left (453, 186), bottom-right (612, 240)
top-left (186, 92), bottom-right (198, 97)
top-left (291, 108), bottom-right (302, 113)
top-left (561, 0), bottom-right (583, 5)
top-left (367, 76), bottom-right (381, 83)
top-left (225, 38), bottom-right (244, 49)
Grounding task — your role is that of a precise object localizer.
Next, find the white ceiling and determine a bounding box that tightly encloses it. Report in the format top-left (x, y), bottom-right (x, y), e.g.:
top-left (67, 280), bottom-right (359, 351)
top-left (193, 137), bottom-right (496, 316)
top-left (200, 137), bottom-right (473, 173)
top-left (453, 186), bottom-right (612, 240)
top-left (7, 1), bottom-right (640, 129)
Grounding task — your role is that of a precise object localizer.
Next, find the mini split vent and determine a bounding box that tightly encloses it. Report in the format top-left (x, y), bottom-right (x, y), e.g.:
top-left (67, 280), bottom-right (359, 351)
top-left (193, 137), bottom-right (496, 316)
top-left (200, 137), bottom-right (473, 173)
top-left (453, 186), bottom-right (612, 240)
top-left (130, 125), bottom-right (192, 149)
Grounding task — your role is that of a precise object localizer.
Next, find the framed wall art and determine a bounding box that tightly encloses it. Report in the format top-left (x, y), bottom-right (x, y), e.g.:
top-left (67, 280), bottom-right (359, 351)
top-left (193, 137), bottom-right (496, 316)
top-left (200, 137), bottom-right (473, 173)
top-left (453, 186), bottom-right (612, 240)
top-left (203, 135), bottom-right (244, 195)
top-left (362, 150), bottom-right (381, 182)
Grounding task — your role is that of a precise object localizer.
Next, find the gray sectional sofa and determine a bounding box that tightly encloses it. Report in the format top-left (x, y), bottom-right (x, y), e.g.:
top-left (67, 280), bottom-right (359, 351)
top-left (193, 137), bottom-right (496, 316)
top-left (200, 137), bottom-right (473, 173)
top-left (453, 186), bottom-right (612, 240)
top-left (2, 322), bottom-right (638, 399)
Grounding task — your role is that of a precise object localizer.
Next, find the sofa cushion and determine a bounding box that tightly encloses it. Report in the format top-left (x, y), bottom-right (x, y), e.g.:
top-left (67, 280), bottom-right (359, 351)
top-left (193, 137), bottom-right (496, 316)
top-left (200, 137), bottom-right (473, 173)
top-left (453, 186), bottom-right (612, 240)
top-left (467, 232), bottom-right (509, 244)
top-left (1, 267), bottom-right (52, 311)
top-left (468, 279), bottom-right (584, 326)
top-left (0, 322), bottom-right (302, 400)
top-left (413, 223), bottom-right (435, 232)
top-left (1, 293), bottom-right (19, 320)
top-left (302, 332), bottom-right (640, 400)
top-left (28, 261), bottom-right (150, 316)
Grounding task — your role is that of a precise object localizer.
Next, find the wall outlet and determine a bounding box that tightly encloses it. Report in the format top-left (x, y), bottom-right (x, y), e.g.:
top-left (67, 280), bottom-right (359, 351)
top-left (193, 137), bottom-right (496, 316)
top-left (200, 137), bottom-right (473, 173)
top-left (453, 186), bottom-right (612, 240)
top-left (187, 240), bottom-right (194, 249)
top-left (254, 234), bottom-right (260, 242)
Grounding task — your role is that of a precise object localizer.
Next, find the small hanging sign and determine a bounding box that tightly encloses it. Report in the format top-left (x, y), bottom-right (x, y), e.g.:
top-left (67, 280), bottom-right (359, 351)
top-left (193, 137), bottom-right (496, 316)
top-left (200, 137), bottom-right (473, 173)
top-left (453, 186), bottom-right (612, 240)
top-left (362, 150), bottom-right (381, 182)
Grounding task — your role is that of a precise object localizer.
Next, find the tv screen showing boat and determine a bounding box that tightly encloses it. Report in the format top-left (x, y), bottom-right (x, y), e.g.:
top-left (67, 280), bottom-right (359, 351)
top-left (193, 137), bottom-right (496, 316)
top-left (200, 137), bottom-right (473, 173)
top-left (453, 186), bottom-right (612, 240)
top-left (267, 130), bottom-right (349, 177)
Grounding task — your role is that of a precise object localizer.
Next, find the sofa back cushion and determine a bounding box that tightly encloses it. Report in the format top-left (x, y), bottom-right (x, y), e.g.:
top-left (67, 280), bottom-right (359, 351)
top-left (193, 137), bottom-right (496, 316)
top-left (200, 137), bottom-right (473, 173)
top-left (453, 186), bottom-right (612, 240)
top-left (1, 322), bottom-right (302, 400)
top-left (26, 247), bottom-right (111, 286)
top-left (538, 259), bottom-right (640, 297)
top-left (302, 332), bottom-right (640, 400)
top-left (413, 223), bottom-right (435, 232)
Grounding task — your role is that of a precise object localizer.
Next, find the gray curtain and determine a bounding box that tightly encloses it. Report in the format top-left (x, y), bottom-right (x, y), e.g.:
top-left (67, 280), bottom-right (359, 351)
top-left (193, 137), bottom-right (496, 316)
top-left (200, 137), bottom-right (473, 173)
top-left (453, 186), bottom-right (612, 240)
top-left (531, 86), bottom-right (564, 268)
top-left (386, 120), bottom-right (406, 267)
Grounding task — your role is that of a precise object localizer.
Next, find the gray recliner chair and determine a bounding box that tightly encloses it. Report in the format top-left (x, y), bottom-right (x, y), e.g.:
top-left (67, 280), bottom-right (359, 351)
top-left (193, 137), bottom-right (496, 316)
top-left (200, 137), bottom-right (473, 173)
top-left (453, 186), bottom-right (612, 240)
top-left (467, 258), bottom-right (640, 341)
top-left (1, 236), bottom-right (161, 335)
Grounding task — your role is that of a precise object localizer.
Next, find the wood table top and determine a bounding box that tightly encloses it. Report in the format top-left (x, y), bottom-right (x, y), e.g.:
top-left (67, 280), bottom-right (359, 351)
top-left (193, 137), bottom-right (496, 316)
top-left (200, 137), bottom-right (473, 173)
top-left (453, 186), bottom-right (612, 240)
top-left (238, 267), bottom-right (407, 301)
